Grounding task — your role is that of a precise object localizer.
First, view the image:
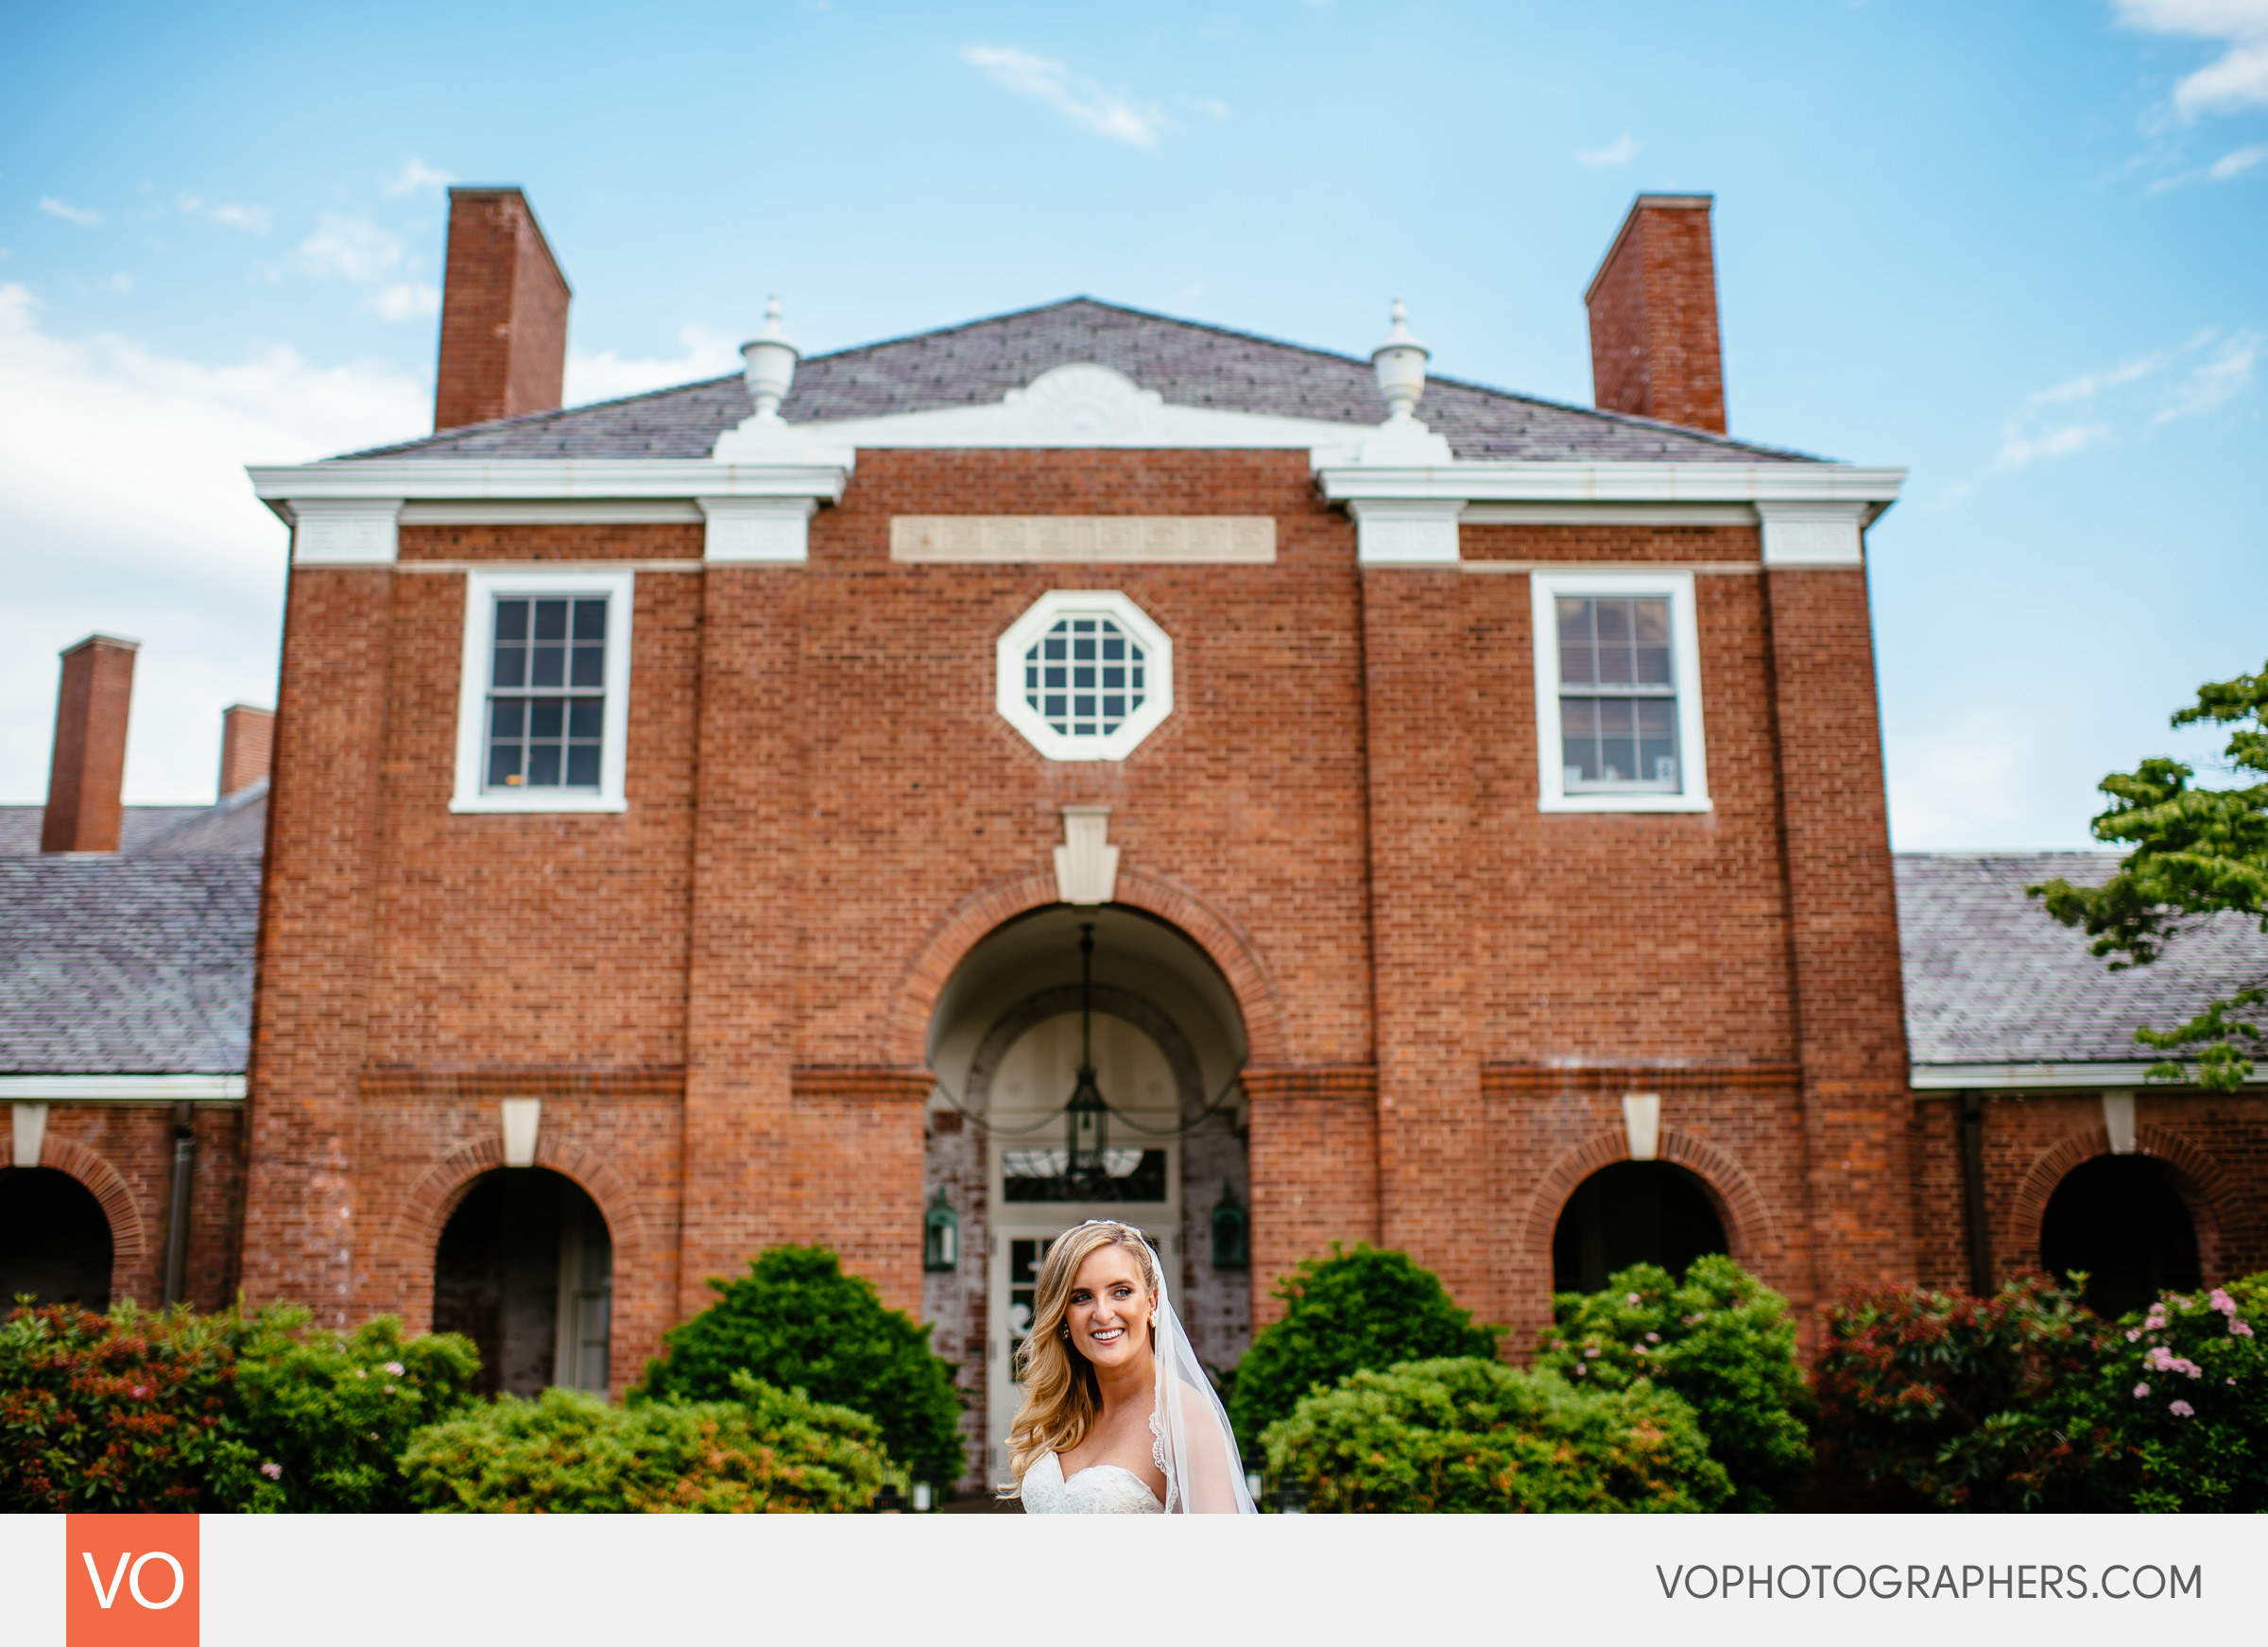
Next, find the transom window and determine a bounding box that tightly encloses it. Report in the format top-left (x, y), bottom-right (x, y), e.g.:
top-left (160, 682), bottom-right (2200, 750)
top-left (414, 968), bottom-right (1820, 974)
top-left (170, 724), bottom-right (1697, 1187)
top-left (1024, 615), bottom-right (1148, 739)
top-left (995, 590), bottom-right (1174, 763)
top-left (451, 568), bottom-right (634, 815)
top-left (1556, 595), bottom-right (1678, 792)
top-left (486, 596), bottom-right (609, 791)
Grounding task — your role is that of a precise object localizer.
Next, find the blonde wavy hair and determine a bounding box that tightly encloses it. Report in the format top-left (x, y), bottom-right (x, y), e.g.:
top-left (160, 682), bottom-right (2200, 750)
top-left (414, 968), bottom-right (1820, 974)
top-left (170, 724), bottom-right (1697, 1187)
top-left (1003, 1220), bottom-right (1160, 1491)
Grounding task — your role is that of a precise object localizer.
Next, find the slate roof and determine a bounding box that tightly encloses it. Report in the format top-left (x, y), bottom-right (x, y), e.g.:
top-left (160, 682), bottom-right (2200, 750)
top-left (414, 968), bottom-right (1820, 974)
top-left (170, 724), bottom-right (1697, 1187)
top-left (1896, 853), bottom-right (2268, 1070)
top-left (0, 787), bottom-right (265, 1074)
top-left (337, 297), bottom-right (1824, 467)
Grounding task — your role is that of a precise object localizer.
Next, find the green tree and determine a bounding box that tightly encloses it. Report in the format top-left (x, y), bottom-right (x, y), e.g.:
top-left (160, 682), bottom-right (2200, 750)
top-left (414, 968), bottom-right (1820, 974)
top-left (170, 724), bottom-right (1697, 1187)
top-left (634, 1244), bottom-right (964, 1484)
top-left (1228, 1244), bottom-right (1501, 1446)
top-left (2031, 661), bottom-right (2268, 1089)
top-left (1533, 1256), bottom-right (1811, 1511)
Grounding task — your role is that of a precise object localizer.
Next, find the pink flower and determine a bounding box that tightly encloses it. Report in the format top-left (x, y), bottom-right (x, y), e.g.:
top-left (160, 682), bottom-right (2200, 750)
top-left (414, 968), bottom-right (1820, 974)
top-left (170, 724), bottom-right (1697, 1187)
top-left (1626, 1293), bottom-right (1641, 1307)
top-left (383, 1385), bottom-right (395, 1394)
top-left (2125, 1329), bottom-right (2141, 1342)
top-left (356, 1369), bottom-right (368, 1379)
top-left (1644, 1331), bottom-right (1661, 1343)
top-left (260, 1462), bottom-right (283, 1480)
top-left (2233, 1321), bottom-right (2255, 1338)
top-left (2208, 1289), bottom-right (2236, 1315)
top-left (1583, 1347), bottom-right (1601, 1358)
top-left (383, 1361), bottom-right (404, 1378)
top-left (2169, 1400), bottom-right (2194, 1418)
top-left (129, 1384), bottom-right (148, 1399)
top-left (2134, 1382), bottom-right (2151, 1398)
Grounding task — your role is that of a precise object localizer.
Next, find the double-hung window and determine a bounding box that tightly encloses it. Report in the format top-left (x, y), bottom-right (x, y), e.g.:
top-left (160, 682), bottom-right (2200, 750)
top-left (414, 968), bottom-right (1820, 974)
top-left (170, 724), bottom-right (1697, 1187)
top-left (1530, 570), bottom-right (1710, 813)
top-left (452, 569), bottom-right (634, 814)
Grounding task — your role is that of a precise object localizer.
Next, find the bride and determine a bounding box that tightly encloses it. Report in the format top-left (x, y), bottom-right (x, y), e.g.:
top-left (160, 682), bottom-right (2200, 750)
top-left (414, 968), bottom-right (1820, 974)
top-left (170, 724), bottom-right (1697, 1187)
top-left (1005, 1218), bottom-right (1258, 1514)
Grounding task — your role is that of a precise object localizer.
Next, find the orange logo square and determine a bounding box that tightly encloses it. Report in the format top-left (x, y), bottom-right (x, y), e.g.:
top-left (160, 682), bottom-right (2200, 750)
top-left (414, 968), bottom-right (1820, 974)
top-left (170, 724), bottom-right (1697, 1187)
top-left (64, 1515), bottom-right (198, 1647)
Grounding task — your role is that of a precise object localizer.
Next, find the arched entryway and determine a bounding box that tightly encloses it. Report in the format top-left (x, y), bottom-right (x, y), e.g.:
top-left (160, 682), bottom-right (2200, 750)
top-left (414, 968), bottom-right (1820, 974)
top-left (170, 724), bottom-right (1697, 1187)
top-left (433, 1169), bottom-right (612, 1398)
top-left (2040, 1155), bottom-right (2200, 1319)
top-left (1552, 1160), bottom-right (1728, 1294)
top-left (0, 1166), bottom-right (114, 1308)
top-left (922, 903), bottom-right (1251, 1486)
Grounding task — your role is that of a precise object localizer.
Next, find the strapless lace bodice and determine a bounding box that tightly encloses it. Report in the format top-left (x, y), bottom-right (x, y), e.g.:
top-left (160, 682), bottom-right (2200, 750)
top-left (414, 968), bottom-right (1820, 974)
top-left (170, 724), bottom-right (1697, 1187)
top-left (1021, 1450), bottom-right (1164, 1515)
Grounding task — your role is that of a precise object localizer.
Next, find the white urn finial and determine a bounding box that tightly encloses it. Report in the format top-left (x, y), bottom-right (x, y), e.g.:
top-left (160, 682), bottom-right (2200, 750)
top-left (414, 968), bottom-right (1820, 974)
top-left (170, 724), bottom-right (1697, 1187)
top-left (1370, 296), bottom-right (1430, 425)
top-left (741, 295), bottom-right (799, 422)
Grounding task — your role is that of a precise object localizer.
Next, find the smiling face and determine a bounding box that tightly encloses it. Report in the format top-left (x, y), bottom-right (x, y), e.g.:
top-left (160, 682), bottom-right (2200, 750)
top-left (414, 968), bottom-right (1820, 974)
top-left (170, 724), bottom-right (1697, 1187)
top-left (1064, 1241), bottom-right (1155, 1373)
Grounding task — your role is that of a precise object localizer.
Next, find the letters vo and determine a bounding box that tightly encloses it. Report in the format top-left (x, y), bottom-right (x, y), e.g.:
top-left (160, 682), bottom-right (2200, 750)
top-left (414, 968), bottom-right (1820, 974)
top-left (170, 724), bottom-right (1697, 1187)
top-left (64, 1516), bottom-right (198, 1647)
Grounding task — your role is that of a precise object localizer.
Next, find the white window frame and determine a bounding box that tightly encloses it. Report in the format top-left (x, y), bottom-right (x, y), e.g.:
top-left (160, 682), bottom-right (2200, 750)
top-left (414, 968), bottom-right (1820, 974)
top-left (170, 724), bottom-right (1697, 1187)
top-left (995, 590), bottom-right (1175, 763)
top-left (451, 568), bottom-right (635, 814)
top-left (1530, 569), bottom-right (1710, 814)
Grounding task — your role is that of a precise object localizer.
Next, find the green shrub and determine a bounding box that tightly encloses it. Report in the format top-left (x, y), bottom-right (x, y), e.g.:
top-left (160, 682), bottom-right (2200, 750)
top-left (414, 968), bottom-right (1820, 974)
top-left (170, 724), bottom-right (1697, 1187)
top-left (635, 1245), bottom-right (962, 1484)
top-left (1262, 1356), bottom-right (1730, 1512)
top-left (2055, 1276), bottom-right (2268, 1512)
top-left (1534, 1256), bottom-right (1811, 1511)
top-left (402, 1374), bottom-right (889, 1512)
top-left (1228, 1245), bottom-right (1501, 1446)
top-left (0, 1300), bottom-right (479, 1513)
top-left (1813, 1275), bottom-right (2108, 1511)
top-left (230, 1308), bottom-right (481, 1512)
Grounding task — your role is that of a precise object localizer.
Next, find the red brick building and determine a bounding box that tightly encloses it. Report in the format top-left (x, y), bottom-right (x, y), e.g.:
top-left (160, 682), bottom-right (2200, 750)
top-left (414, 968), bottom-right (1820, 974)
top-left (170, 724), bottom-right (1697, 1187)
top-left (5, 186), bottom-right (2259, 1487)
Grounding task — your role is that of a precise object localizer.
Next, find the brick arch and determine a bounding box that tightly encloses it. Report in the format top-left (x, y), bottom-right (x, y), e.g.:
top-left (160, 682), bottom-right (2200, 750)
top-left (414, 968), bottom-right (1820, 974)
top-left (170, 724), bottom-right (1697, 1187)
top-left (34, 1138), bottom-right (150, 1279)
top-left (883, 864), bottom-right (1288, 1067)
top-left (386, 1130), bottom-right (655, 1337)
top-left (2009, 1124), bottom-right (2229, 1280)
top-left (1521, 1126), bottom-right (1774, 1268)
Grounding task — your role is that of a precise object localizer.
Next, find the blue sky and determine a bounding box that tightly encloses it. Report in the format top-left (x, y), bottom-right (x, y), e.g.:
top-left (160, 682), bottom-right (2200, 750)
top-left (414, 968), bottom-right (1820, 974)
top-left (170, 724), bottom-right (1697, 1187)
top-left (1, 0), bottom-right (2260, 848)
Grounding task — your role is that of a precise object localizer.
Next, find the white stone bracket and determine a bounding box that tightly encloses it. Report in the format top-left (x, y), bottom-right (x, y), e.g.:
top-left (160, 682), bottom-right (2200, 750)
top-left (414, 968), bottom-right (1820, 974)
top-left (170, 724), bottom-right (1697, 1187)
top-left (501, 1098), bottom-right (542, 1168)
top-left (1622, 1092), bottom-right (1661, 1161)
top-left (1055, 806), bottom-right (1121, 905)
top-left (12, 1103), bottom-right (47, 1169)
top-left (2102, 1090), bottom-right (2138, 1155)
top-left (701, 496), bottom-right (819, 563)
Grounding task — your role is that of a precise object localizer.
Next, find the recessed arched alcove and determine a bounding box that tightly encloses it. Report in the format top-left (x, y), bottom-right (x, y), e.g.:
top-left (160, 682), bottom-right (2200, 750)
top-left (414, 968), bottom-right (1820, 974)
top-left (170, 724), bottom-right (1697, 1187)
top-left (2039, 1154), bottom-right (2200, 1320)
top-left (0, 1166), bottom-right (114, 1309)
top-left (433, 1168), bottom-right (612, 1398)
top-left (922, 903), bottom-right (1251, 1486)
top-left (1551, 1160), bottom-right (1728, 1295)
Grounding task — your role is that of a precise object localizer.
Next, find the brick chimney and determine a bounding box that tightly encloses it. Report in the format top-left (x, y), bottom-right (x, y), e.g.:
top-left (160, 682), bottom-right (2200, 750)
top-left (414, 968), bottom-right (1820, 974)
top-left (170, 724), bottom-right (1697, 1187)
top-left (41, 634), bottom-right (138, 854)
top-left (218, 703), bottom-right (275, 797)
top-left (433, 187), bottom-right (571, 431)
top-left (1584, 194), bottom-right (1727, 434)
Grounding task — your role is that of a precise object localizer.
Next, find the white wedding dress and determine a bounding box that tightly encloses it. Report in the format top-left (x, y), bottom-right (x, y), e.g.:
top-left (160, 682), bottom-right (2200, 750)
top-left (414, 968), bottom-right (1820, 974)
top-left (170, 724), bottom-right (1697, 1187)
top-left (1021, 1450), bottom-right (1165, 1515)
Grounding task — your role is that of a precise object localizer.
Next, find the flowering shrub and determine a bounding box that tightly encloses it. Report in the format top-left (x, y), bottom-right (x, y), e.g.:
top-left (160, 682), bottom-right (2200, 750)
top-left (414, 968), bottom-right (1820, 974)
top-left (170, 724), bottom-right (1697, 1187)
top-left (227, 1308), bottom-right (481, 1512)
top-left (635, 1245), bottom-right (963, 1485)
top-left (1533, 1257), bottom-right (1810, 1511)
top-left (0, 1300), bottom-right (478, 1513)
top-left (1260, 1356), bottom-right (1730, 1513)
top-left (0, 1302), bottom-right (259, 1511)
top-left (1228, 1245), bottom-right (1502, 1446)
top-left (401, 1374), bottom-right (890, 1512)
top-left (2066, 1278), bottom-right (2267, 1512)
top-left (1813, 1276), bottom-right (2108, 1511)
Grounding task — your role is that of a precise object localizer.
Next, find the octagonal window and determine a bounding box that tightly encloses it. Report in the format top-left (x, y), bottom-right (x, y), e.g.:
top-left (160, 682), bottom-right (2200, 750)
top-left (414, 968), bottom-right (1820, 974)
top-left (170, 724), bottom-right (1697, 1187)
top-left (996, 591), bottom-right (1174, 762)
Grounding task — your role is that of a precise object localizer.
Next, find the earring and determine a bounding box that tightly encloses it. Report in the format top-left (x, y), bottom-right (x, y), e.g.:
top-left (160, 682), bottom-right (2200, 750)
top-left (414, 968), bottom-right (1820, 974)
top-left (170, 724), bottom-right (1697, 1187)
top-left (1060, 1326), bottom-right (1071, 1339)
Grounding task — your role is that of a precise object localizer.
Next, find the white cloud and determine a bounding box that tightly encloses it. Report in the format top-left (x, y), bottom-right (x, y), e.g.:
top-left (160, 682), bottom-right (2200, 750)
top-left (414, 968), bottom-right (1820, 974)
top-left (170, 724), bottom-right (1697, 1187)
top-left (0, 283), bottom-right (427, 800)
top-left (565, 324), bottom-right (741, 405)
top-left (1996, 422), bottom-right (2111, 468)
top-left (2114, 0), bottom-right (2268, 116)
top-left (299, 213), bottom-right (405, 283)
top-left (962, 45), bottom-right (1162, 146)
top-left (106, 271), bottom-right (133, 295)
top-left (39, 197), bottom-right (101, 228)
top-left (2208, 140), bottom-right (2268, 174)
top-left (376, 282), bottom-right (439, 322)
top-left (1575, 134), bottom-right (1641, 168)
top-left (176, 195), bottom-right (272, 233)
top-left (2153, 327), bottom-right (2260, 420)
top-left (2028, 349), bottom-right (2169, 405)
top-left (382, 158), bottom-right (455, 197)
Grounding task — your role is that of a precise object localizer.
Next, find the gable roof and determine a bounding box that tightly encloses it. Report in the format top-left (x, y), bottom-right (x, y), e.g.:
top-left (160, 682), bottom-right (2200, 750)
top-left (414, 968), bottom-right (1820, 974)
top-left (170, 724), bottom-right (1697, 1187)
top-left (1896, 852), bottom-right (2268, 1073)
top-left (0, 787), bottom-right (265, 1075)
top-left (338, 297), bottom-right (1823, 467)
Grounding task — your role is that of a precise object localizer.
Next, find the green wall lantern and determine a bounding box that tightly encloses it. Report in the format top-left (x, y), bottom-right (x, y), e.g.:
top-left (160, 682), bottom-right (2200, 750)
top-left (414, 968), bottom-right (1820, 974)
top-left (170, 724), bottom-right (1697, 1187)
top-left (1211, 1181), bottom-right (1249, 1271)
top-left (923, 1190), bottom-right (959, 1273)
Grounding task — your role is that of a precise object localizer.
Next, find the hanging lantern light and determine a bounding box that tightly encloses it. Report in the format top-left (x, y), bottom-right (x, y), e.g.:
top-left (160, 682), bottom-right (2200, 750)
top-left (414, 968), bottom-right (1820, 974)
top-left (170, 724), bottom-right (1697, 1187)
top-left (923, 1189), bottom-right (959, 1272)
top-left (1064, 923), bottom-right (1109, 1177)
top-left (1211, 1180), bottom-right (1249, 1271)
